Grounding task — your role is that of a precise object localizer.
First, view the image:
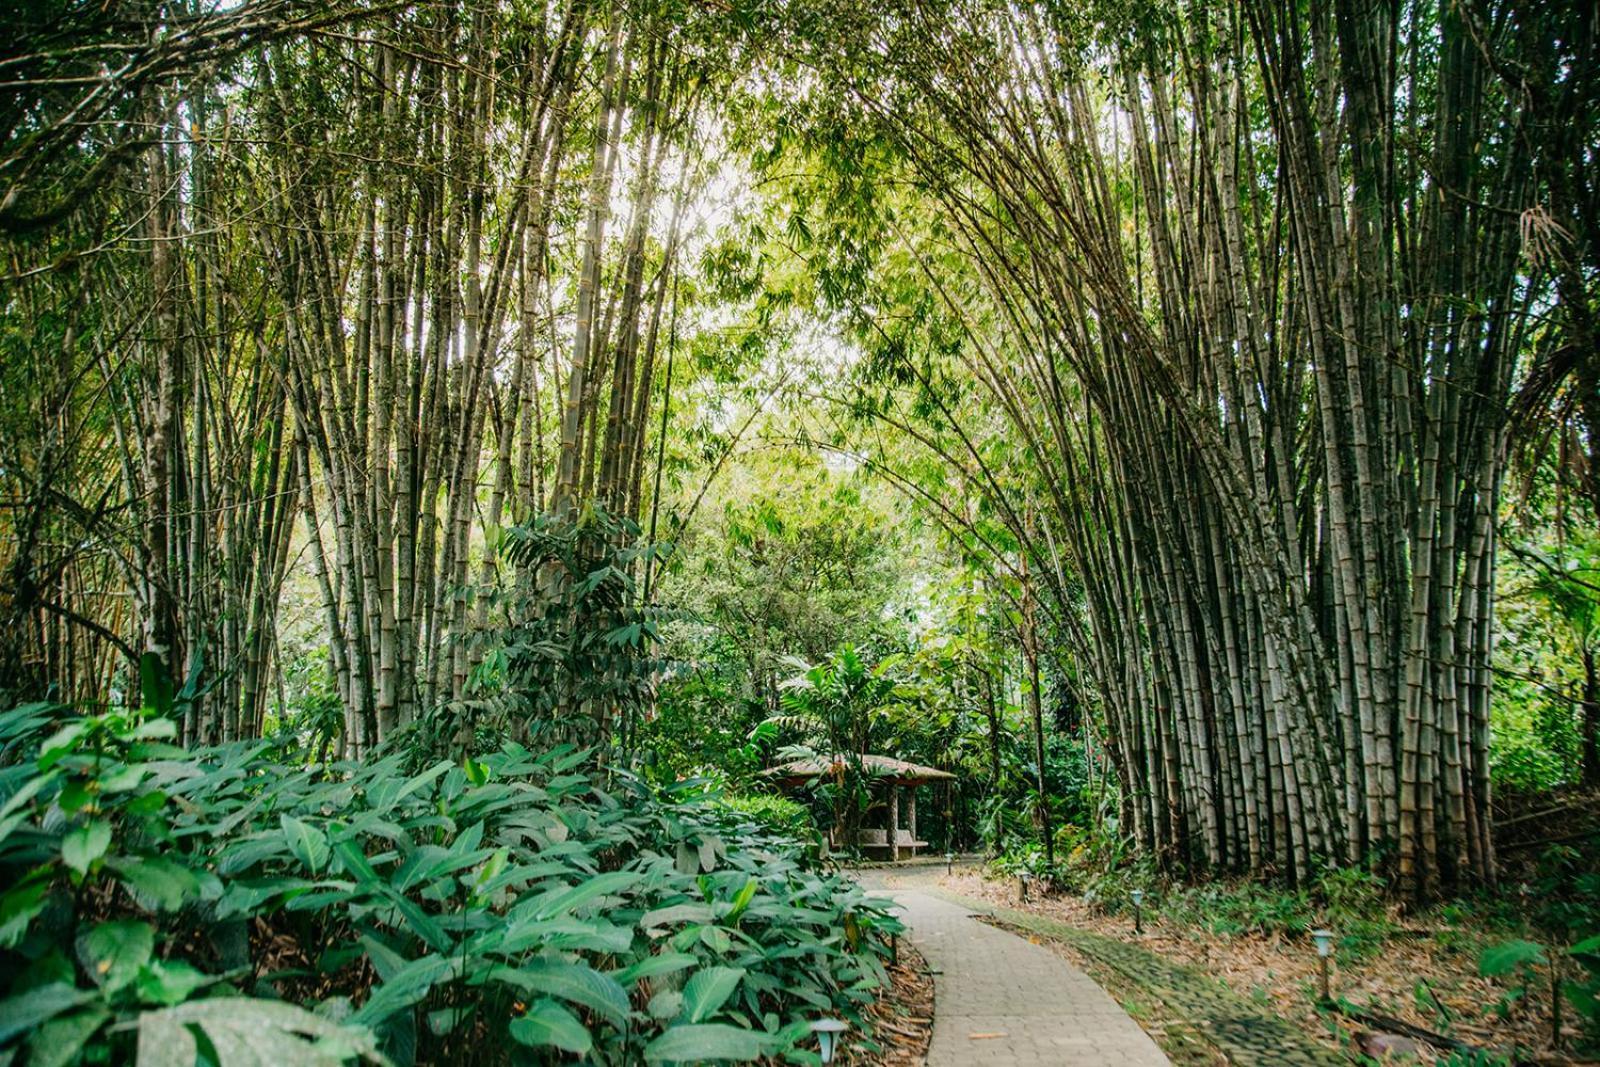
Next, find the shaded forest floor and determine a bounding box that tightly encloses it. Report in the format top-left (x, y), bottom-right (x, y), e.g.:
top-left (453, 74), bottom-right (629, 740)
top-left (940, 867), bottom-right (1599, 1065)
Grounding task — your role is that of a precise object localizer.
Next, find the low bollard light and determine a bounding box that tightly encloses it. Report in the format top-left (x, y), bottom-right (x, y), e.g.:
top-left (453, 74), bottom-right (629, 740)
top-left (1311, 928), bottom-right (1335, 1002)
top-left (1130, 888), bottom-right (1145, 934)
top-left (811, 1018), bottom-right (848, 1064)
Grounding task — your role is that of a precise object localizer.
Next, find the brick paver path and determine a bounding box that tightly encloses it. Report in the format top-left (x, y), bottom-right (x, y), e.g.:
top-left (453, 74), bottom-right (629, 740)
top-left (859, 870), bottom-right (1170, 1066)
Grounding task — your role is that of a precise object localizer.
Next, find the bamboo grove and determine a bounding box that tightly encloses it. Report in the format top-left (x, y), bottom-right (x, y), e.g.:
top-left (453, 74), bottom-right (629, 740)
top-left (3, 0), bottom-right (1596, 903)
top-left (1, 0), bottom-right (733, 752)
top-left (766, 0), bottom-right (1593, 898)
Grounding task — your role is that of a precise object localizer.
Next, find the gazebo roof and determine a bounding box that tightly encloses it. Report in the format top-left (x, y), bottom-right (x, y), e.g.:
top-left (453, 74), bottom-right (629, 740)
top-left (764, 753), bottom-right (956, 787)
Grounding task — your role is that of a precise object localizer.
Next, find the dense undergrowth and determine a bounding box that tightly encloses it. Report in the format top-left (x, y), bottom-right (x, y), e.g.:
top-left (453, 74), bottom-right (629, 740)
top-left (0, 701), bottom-right (899, 1065)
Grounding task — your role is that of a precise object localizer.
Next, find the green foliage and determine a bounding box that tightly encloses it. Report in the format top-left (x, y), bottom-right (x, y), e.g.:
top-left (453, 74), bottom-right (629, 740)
top-left (714, 794), bottom-right (816, 844)
top-left (646, 448), bottom-right (922, 786)
top-left (1159, 882), bottom-right (1313, 940)
top-left (1473, 931), bottom-right (1600, 1048)
top-left (983, 733), bottom-right (1103, 865)
top-left (768, 645), bottom-right (911, 846)
top-left (268, 652), bottom-right (346, 764)
top-left (1058, 862), bottom-right (1398, 963)
top-left (1492, 530), bottom-right (1600, 791)
top-left (0, 701), bottom-right (901, 1065)
top-left (459, 505), bottom-right (673, 752)
top-left (1567, 935), bottom-right (1600, 1042)
top-left (1436, 1051), bottom-right (1513, 1067)
top-left (1478, 938), bottom-right (1551, 1021)
top-left (1523, 844), bottom-right (1600, 939)
top-left (637, 643), bottom-right (769, 787)
top-left (1478, 939), bottom-right (1548, 978)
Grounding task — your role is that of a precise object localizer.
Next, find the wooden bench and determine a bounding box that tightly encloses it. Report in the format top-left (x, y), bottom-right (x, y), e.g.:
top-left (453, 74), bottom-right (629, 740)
top-left (835, 828), bottom-right (928, 858)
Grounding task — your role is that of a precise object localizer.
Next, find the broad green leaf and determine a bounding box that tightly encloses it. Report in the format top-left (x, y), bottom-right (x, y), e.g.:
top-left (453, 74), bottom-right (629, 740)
top-left (641, 903), bottom-right (715, 929)
top-left (492, 914), bottom-right (634, 955)
top-left (135, 959), bottom-right (213, 1006)
top-left (1565, 980), bottom-right (1599, 1023)
top-left (643, 1023), bottom-right (769, 1063)
top-left (469, 846), bottom-right (509, 898)
top-left (357, 934), bottom-right (409, 982)
top-left (282, 814), bottom-right (331, 874)
top-left (508, 998), bottom-right (592, 1055)
top-left (534, 870), bottom-right (640, 919)
top-left (132, 718), bottom-right (178, 741)
top-left (379, 890), bottom-right (450, 951)
top-left (485, 961), bottom-right (629, 1026)
top-left (38, 723), bottom-right (86, 769)
top-left (99, 763), bottom-right (148, 793)
top-left (78, 920), bottom-right (154, 993)
top-left (107, 856), bottom-right (202, 911)
top-left (332, 837), bottom-right (380, 882)
top-left (380, 762), bottom-right (451, 810)
top-left (26, 1006), bottom-right (110, 1067)
top-left (550, 748), bottom-right (591, 774)
top-left (617, 952), bottom-right (699, 984)
top-left (0, 878), bottom-right (49, 948)
top-left (61, 819), bottom-right (112, 876)
top-left (1479, 939), bottom-right (1547, 978)
top-left (350, 953), bottom-right (452, 1026)
top-left (681, 966), bottom-right (744, 1023)
top-left (1570, 935), bottom-right (1600, 962)
top-left (137, 997), bottom-right (380, 1067)
top-left (698, 925), bottom-right (732, 954)
top-left (0, 771), bottom-right (56, 839)
top-left (725, 879), bottom-right (759, 922)
top-left (0, 983), bottom-right (94, 1045)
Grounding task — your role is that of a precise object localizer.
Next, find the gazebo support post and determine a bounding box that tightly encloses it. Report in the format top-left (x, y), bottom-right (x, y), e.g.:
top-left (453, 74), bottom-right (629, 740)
top-left (907, 789), bottom-right (917, 856)
top-left (889, 787), bottom-right (900, 862)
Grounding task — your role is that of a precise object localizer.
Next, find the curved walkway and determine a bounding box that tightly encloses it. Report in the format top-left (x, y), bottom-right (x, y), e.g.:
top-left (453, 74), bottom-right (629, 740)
top-left (858, 869), bottom-right (1170, 1066)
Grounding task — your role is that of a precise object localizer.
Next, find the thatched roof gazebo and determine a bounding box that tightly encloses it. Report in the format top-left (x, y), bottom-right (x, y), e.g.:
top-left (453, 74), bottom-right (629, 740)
top-left (765, 754), bottom-right (955, 861)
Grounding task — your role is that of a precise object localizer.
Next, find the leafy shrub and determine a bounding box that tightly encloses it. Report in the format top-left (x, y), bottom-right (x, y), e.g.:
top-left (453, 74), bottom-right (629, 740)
top-left (1314, 865), bottom-right (1397, 956)
top-left (457, 505), bottom-right (672, 750)
top-left (1529, 844), bottom-right (1600, 938)
top-left (1568, 934), bottom-right (1600, 1047)
top-left (987, 842), bottom-right (1059, 883)
top-left (1478, 933), bottom-right (1600, 1048)
top-left (1478, 938), bottom-right (1548, 1018)
top-left (0, 701), bottom-right (900, 1065)
top-left (715, 794), bottom-right (816, 844)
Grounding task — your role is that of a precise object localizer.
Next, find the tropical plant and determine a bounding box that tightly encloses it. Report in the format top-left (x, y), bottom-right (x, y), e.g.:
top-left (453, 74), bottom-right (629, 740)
top-left (0, 701), bottom-right (901, 1065)
top-left (460, 505), bottom-right (672, 756)
top-left (768, 646), bottom-right (908, 847)
top-left (1504, 535), bottom-right (1600, 787)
